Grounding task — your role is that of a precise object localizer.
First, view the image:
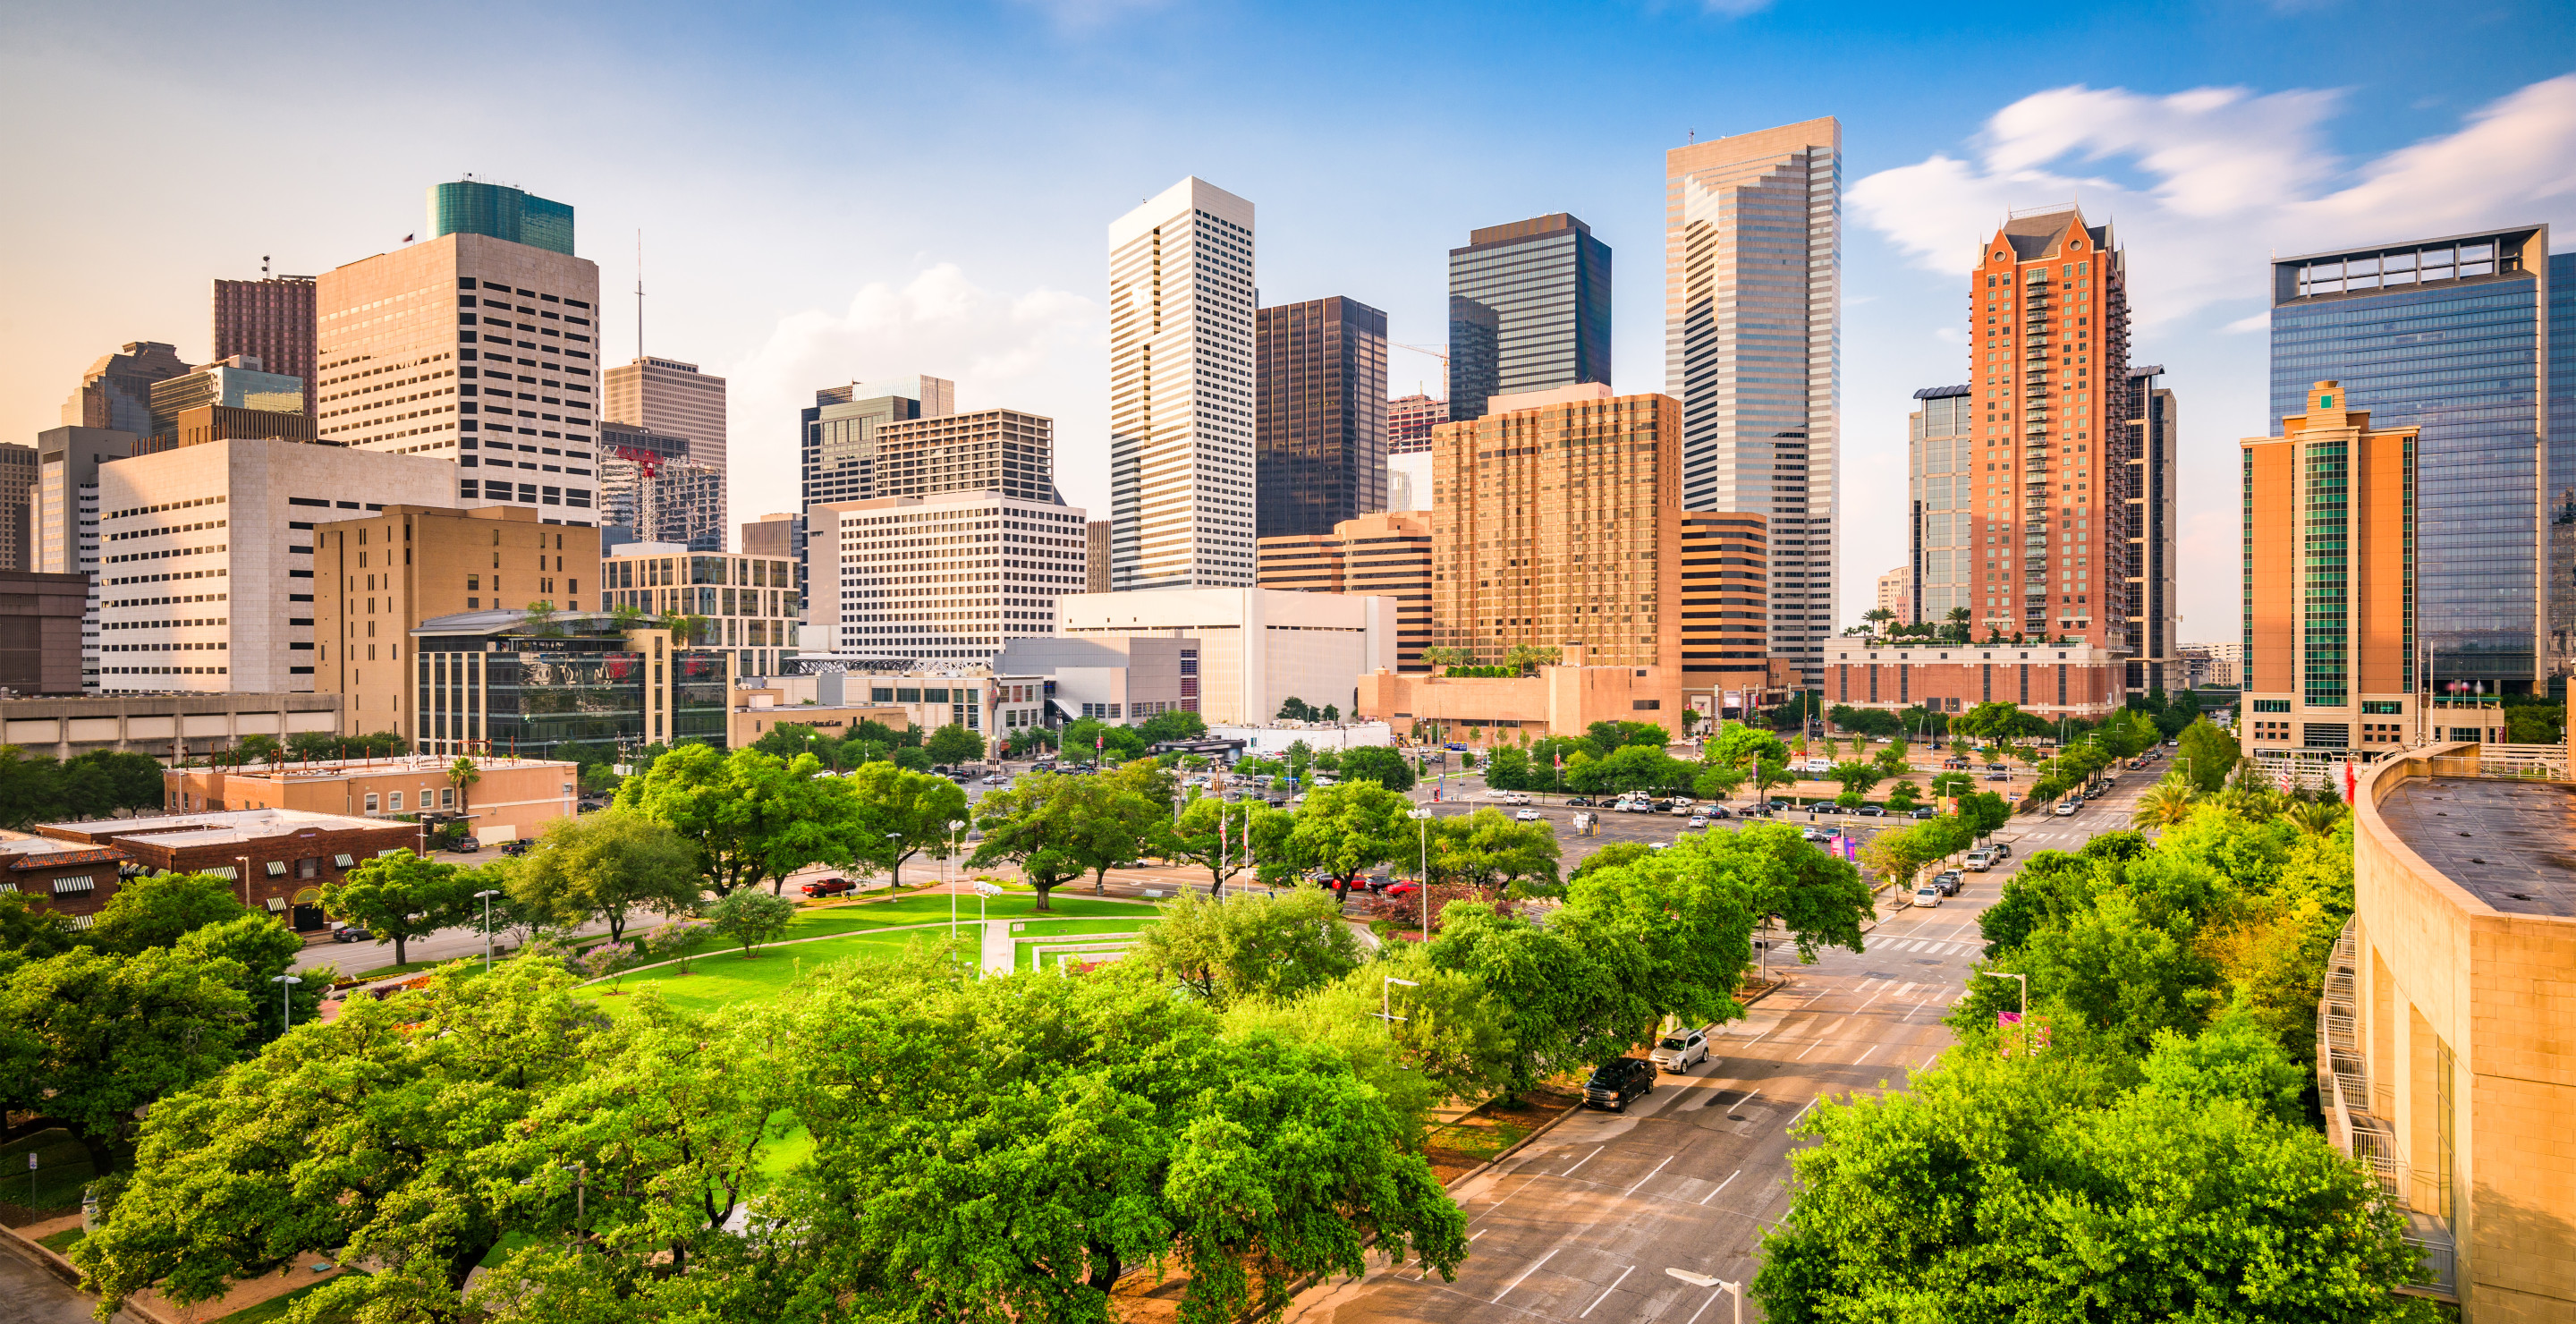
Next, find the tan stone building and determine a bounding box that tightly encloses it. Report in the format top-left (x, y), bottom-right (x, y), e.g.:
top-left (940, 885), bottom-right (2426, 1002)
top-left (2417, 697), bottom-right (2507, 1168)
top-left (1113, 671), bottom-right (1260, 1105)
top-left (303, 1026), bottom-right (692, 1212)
top-left (2333, 742), bottom-right (2576, 1315)
top-left (165, 752), bottom-right (580, 845)
top-left (1360, 666), bottom-right (1693, 743)
top-left (313, 505), bottom-right (602, 740)
top-left (1258, 512), bottom-right (1432, 670)
top-left (1876, 565), bottom-right (1911, 623)
top-left (602, 543), bottom-right (801, 679)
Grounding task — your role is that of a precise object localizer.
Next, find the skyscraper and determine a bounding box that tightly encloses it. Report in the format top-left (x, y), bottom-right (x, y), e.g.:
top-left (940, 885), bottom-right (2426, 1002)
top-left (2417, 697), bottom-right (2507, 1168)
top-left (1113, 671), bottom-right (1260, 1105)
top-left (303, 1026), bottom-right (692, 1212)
top-left (2270, 225), bottom-right (2562, 695)
top-left (1387, 393), bottom-right (1446, 454)
top-left (876, 408), bottom-right (1059, 505)
top-left (60, 342), bottom-right (190, 435)
top-left (2125, 366), bottom-right (2181, 692)
top-left (429, 179), bottom-right (576, 256)
top-left (1907, 384), bottom-right (1971, 632)
top-left (1445, 215), bottom-right (1610, 423)
top-left (144, 357), bottom-right (304, 452)
top-left (801, 378), bottom-right (953, 511)
top-left (318, 185), bottom-right (602, 520)
top-left (1255, 296), bottom-right (1388, 538)
top-left (0, 443), bottom-right (35, 572)
top-left (1961, 206), bottom-right (2133, 655)
top-left (1108, 176), bottom-right (1258, 590)
top-left (213, 276), bottom-right (317, 416)
top-left (606, 357), bottom-right (728, 472)
top-left (1665, 118), bottom-right (1842, 684)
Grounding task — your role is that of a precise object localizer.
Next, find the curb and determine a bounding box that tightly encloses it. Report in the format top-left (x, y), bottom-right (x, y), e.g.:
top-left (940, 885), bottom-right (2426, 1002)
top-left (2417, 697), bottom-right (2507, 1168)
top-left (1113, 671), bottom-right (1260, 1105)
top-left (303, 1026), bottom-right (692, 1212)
top-left (0, 1221), bottom-right (174, 1324)
top-left (1437, 1091), bottom-right (1587, 1194)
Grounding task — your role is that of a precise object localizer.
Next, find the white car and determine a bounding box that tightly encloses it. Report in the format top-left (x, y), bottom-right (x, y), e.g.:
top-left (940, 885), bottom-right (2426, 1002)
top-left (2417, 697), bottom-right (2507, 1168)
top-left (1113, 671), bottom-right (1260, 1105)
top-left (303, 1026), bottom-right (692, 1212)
top-left (1911, 886), bottom-right (1943, 907)
top-left (1651, 1026), bottom-right (1712, 1073)
top-left (1801, 759), bottom-right (1834, 775)
top-left (1687, 815), bottom-right (1709, 829)
top-left (2054, 800), bottom-right (2080, 817)
top-left (1496, 792), bottom-right (1532, 805)
top-left (1513, 807), bottom-right (1545, 822)
top-left (983, 773), bottom-right (1008, 785)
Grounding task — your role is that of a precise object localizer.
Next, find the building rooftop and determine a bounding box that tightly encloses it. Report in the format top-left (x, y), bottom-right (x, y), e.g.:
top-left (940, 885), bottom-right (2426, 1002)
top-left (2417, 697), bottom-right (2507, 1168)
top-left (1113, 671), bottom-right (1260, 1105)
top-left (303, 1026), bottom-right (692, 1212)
top-left (38, 807), bottom-right (394, 849)
top-left (2378, 777), bottom-right (2576, 918)
top-left (191, 753), bottom-right (575, 783)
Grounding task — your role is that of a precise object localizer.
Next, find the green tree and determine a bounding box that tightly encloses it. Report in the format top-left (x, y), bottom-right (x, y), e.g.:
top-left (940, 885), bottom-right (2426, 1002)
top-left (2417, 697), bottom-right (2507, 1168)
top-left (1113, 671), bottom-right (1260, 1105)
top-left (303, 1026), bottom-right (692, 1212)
top-left (2134, 779), bottom-right (2200, 828)
top-left (1284, 781), bottom-right (1412, 900)
top-left (1337, 743), bottom-right (1418, 793)
top-left (1162, 795), bottom-right (1287, 896)
top-left (1129, 887), bottom-right (1363, 1007)
top-left (2177, 716), bottom-right (2241, 794)
top-left (1062, 716), bottom-right (1148, 766)
top-left (923, 723), bottom-right (986, 766)
top-left (1692, 760), bottom-right (1747, 802)
top-left (1707, 723), bottom-right (1788, 769)
top-left (229, 734), bottom-right (282, 768)
top-left (319, 848), bottom-right (471, 966)
top-left (505, 810), bottom-right (702, 944)
top-left (846, 760), bottom-right (971, 892)
top-left (1826, 760), bottom-right (1884, 798)
top-left (705, 887), bottom-right (798, 958)
top-left (967, 774), bottom-right (1094, 911)
top-left (176, 912), bottom-right (327, 1044)
top-left (0, 945), bottom-right (247, 1177)
top-left (1135, 709), bottom-right (1209, 743)
top-left (1752, 758), bottom-right (1795, 802)
top-left (1481, 743), bottom-right (1532, 791)
top-left (84, 871), bottom-right (250, 954)
top-left (1425, 808), bottom-right (1561, 895)
top-left (0, 890), bottom-right (78, 965)
top-left (1277, 696), bottom-right (1318, 722)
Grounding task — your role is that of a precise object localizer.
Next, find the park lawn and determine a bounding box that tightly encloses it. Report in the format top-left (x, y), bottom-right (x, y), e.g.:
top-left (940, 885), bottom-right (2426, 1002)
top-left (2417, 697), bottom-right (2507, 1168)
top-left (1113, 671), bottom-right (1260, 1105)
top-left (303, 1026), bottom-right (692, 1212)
top-left (1009, 917), bottom-right (1157, 972)
top-left (580, 929), bottom-right (955, 1017)
top-left (813, 893), bottom-right (1156, 923)
top-left (0, 1126), bottom-right (95, 1214)
top-left (213, 1278), bottom-right (338, 1323)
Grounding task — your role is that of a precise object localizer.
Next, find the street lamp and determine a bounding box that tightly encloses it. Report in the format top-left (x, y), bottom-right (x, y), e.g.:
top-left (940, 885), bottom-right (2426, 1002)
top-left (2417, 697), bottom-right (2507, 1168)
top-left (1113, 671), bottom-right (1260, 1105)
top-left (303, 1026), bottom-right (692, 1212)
top-left (1984, 969), bottom-right (2029, 1057)
top-left (885, 831), bottom-right (902, 897)
top-left (971, 879), bottom-right (1005, 976)
top-left (1370, 975), bottom-right (1419, 1024)
top-left (270, 973), bottom-right (302, 1034)
top-left (945, 818), bottom-right (967, 938)
top-left (1663, 1269), bottom-right (1742, 1324)
top-left (474, 889), bottom-right (501, 972)
top-left (1408, 808), bottom-right (1432, 936)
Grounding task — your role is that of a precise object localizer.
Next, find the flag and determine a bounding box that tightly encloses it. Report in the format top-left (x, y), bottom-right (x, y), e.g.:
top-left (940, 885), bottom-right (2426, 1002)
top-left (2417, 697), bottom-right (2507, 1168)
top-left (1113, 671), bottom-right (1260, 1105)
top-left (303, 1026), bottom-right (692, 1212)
top-left (402, 233), bottom-right (415, 242)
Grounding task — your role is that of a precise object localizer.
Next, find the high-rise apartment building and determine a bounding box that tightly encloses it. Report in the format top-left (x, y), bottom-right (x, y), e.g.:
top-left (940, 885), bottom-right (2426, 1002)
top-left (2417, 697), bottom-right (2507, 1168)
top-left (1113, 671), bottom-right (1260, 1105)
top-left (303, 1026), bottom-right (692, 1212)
top-left (1665, 118), bottom-right (1843, 684)
top-left (1875, 565), bottom-right (1911, 624)
top-left (1961, 207), bottom-right (2134, 653)
top-left (1256, 297), bottom-right (1388, 538)
top-left (1446, 216), bottom-right (1611, 423)
top-left (213, 276), bottom-right (317, 415)
top-left (35, 427), bottom-right (137, 690)
top-left (93, 438), bottom-right (459, 693)
top-left (2271, 225), bottom-right (2565, 695)
top-left (606, 357), bottom-right (727, 472)
top-left (144, 357), bottom-right (305, 452)
top-left (1908, 385), bottom-right (1972, 632)
top-left (0, 443), bottom-right (37, 572)
top-left (1085, 520), bottom-right (1111, 593)
top-left (875, 408), bottom-right (1057, 504)
top-left (318, 184), bottom-right (601, 520)
top-left (61, 343), bottom-right (190, 436)
top-left (2241, 382), bottom-right (2426, 759)
top-left (1427, 384), bottom-right (1767, 701)
top-left (314, 505), bottom-right (602, 736)
top-left (2124, 366), bottom-right (2181, 692)
top-left (1387, 393), bottom-right (1447, 454)
top-left (602, 543), bottom-right (801, 681)
top-left (1107, 176), bottom-right (1257, 590)
top-left (429, 179), bottom-right (575, 255)
top-left (1258, 512), bottom-right (1431, 669)
top-left (801, 378), bottom-right (953, 511)
top-left (812, 490), bottom-right (1089, 666)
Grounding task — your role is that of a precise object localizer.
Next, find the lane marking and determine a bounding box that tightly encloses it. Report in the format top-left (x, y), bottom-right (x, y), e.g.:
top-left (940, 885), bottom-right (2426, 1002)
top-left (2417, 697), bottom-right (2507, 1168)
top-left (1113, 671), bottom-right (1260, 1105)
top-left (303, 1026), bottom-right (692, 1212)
top-left (1698, 1168), bottom-right (1741, 1205)
top-left (1622, 1155), bottom-right (1676, 1199)
top-left (1683, 1288), bottom-right (1730, 1324)
top-left (1853, 1043), bottom-right (1880, 1065)
top-left (1493, 1247), bottom-right (1558, 1303)
top-left (1787, 1097), bottom-right (1822, 1127)
top-left (1579, 1264), bottom-right (1636, 1318)
top-left (1561, 1147), bottom-right (1605, 1179)
top-left (1793, 1040), bottom-right (1819, 1060)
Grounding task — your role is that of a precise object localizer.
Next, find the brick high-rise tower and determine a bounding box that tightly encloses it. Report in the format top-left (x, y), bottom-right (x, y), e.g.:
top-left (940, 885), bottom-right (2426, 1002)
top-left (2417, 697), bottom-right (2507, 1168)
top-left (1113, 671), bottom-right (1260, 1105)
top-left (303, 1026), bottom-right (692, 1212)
top-left (213, 276), bottom-right (318, 416)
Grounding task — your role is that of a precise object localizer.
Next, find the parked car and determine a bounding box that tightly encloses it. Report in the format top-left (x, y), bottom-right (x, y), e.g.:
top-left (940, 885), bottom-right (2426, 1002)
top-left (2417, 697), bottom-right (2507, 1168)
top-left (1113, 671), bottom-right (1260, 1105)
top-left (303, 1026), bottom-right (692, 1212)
top-left (1854, 804), bottom-right (1885, 818)
top-left (1802, 827), bottom-right (1836, 844)
top-left (1650, 799), bottom-right (1676, 812)
top-left (1650, 1028), bottom-right (1712, 1074)
top-left (1990, 842), bottom-right (2014, 860)
top-left (329, 925), bottom-right (374, 944)
top-left (1498, 792), bottom-right (1533, 805)
top-left (1934, 870), bottom-right (1963, 896)
top-left (1985, 763), bottom-right (2011, 773)
top-left (1703, 805), bottom-right (1733, 819)
top-left (1687, 815), bottom-right (1708, 829)
top-left (1986, 771), bottom-right (2012, 781)
top-left (1513, 808), bottom-right (1545, 822)
top-left (1942, 757), bottom-right (1969, 769)
top-left (1801, 759), bottom-right (1833, 775)
top-left (1383, 880), bottom-right (1420, 900)
top-left (801, 878), bottom-right (855, 898)
top-left (1565, 796), bottom-right (1597, 807)
top-left (1910, 807), bottom-right (1938, 819)
top-left (2054, 800), bottom-right (2080, 817)
top-left (1965, 849), bottom-right (1996, 871)
top-left (499, 838), bottom-right (534, 857)
top-left (1668, 802), bottom-right (1698, 816)
top-left (447, 836), bottom-right (482, 853)
top-left (1911, 885), bottom-right (1944, 907)
top-left (982, 772), bottom-right (1008, 785)
top-left (1583, 1057), bottom-right (1657, 1111)
top-left (1766, 799), bottom-right (1793, 813)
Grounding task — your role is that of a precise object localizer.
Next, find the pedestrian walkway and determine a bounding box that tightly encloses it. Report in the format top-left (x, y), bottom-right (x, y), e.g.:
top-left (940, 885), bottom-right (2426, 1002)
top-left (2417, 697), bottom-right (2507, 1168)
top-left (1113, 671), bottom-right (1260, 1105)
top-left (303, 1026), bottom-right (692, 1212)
top-left (978, 919), bottom-right (1012, 975)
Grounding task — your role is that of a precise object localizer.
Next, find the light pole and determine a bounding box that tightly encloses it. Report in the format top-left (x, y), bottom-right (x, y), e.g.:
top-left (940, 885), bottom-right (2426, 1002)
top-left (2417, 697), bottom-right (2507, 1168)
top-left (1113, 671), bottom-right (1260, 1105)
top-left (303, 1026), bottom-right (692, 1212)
top-left (971, 879), bottom-right (1005, 976)
top-left (1371, 975), bottom-right (1419, 1024)
top-left (1408, 808), bottom-right (1432, 936)
top-left (1984, 969), bottom-right (2029, 1057)
top-left (1663, 1269), bottom-right (1742, 1324)
top-left (474, 889), bottom-right (501, 972)
top-left (270, 973), bottom-right (302, 1034)
top-left (945, 818), bottom-right (966, 938)
top-left (884, 831), bottom-right (902, 898)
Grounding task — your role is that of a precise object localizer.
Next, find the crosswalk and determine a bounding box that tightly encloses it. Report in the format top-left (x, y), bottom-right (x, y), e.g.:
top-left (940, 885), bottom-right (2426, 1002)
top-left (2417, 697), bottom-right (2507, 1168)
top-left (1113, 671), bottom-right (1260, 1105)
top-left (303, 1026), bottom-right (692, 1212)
top-left (1868, 937), bottom-right (1981, 956)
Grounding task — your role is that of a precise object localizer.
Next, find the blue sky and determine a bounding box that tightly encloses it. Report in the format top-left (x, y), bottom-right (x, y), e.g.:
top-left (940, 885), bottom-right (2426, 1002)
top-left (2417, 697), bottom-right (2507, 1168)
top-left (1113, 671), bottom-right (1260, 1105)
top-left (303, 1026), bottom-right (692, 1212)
top-left (5, 0), bottom-right (2572, 638)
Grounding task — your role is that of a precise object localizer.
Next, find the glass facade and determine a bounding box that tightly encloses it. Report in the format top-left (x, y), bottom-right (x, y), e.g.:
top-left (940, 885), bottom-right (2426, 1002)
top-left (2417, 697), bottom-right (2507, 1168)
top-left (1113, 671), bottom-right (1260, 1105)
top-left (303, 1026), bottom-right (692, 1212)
top-left (1446, 215), bottom-right (1611, 421)
top-left (1908, 386), bottom-right (1971, 625)
top-left (429, 180), bottom-right (575, 257)
top-left (2271, 226), bottom-right (2549, 694)
top-left (1255, 297), bottom-right (1388, 538)
top-left (2549, 252), bottom-right (2576, 692)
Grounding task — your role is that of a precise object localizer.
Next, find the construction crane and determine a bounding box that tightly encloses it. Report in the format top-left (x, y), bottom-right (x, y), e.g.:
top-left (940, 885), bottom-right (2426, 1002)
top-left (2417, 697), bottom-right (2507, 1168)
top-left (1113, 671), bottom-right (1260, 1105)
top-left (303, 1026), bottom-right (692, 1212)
top-left (1391, 341), bottom-right (1447, 365)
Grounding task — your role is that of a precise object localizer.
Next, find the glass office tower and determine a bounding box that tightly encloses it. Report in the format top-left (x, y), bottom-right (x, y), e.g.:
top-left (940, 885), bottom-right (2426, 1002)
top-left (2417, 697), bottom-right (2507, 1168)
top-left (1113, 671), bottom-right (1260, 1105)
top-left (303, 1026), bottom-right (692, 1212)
top-left (2270, 225), bottom-right (2555, 695)
top-left (1445, 214), bottom-right (1611, 422)
top-left (428, 180), bottom-right (576, 257)
top-left (1254, 296), bottom-right (1388, 538)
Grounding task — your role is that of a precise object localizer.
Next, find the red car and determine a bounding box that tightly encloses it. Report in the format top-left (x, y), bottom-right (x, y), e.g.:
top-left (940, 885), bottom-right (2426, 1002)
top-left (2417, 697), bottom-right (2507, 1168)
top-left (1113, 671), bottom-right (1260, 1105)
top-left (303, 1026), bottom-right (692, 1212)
top-left (1382, 879), bottom-right (1421, 900)
top-left (800, 878), bottom-right (854, 898)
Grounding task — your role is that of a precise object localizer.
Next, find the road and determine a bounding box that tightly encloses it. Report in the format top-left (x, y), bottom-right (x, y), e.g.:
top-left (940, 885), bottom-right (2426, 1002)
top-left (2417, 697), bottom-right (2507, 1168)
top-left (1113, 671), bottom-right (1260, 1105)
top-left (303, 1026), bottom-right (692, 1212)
top-left (1280, 764), bottom-right (2157, 1324)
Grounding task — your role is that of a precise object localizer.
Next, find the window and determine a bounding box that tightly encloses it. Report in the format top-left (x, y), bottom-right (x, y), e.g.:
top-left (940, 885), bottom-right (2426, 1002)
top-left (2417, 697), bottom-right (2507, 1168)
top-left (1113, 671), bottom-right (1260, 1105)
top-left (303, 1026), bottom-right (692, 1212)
top-left (364, 793), bottom-right (379, 812)
top-left (390, 792), bottom-right (404, 811)
top-left (442, 788), bottom-right (455, 806)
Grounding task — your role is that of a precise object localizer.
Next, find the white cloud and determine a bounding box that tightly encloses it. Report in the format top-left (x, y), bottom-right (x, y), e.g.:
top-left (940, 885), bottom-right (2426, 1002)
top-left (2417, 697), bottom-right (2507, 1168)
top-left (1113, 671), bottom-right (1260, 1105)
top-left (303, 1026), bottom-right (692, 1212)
top-left (1851, 73), bottom-right (2576, 327)
top-left (722, 263), bottom-right (1106, 527)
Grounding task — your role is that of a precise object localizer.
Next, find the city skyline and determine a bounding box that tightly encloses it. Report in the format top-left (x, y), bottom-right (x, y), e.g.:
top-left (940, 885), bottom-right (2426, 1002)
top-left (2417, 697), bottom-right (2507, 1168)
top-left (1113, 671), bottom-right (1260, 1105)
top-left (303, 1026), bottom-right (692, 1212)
top-left (4, 4), bottom-right (2572, 640)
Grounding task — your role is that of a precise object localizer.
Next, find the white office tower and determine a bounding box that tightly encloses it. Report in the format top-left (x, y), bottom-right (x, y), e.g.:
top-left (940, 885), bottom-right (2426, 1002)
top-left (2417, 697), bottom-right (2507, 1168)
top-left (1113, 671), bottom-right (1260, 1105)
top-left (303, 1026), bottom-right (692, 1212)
top-left (812, 490), bottom-right (1089, 666)
top-left (1665, 117), bottom-right (1843, 688)
top-left (1107, 177), bottom-right (1257, 590)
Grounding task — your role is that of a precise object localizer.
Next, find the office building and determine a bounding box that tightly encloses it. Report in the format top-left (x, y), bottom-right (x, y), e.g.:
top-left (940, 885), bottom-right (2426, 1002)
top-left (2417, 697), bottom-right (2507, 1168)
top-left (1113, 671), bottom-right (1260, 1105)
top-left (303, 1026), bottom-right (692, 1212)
top-left (0, 836), bottom-right (131, 927)
top-left (1387, 393), bottom-right (1446, 454)
top-left (411, 607), bottom-right (727, 757)
top-left (1665, 119), bottom-right (1843, 683)
top-left (1107, 176), bottom-right (1258, 590)
top-left (144, 357), bottom-right (306, 452)
top-left (741, 512), bottom-right (807, 598)
top-left (318, 185), bottom-right (600, 516)
top-left (2125, 366), bottom-right (2182, 692)
top-left (605, 357), bottom-right (727, 471)
top-left (1085, 520), bottom-right (1111, 593)
top-left (165, 753), bottom-right (580, 846)
top-left (0, 442), bottom-right (36, 571)
top-left (2271, 225), bottom-right (2564, 695)
top-left (842, 668), bottom-right (1048, 743)
top-left (728, 673), bottom-right (911, 751)
top-left (37, 427), bottom-right (140, 691)
top-left (0, 691), bottom-right (340, 761)
top-left (1447, 215), bottom-right (1611, 423)
top-left (2329, 748), bottom-right (2576, 1315)
top-left (601, 454), bottom-right (724, 551)
top-left (876, 408), bottom-right (1058, 504)
top-left (0, 570), bottom-right (89, 695)
top-left (1386, 451), bottom-right (1434, 515)
top-left (213, 276), bottom-right (317, 416)
top-left (61, 342), bottom-right (190, 435)
top-left (603, 542), bottom-right (802, 681)
top-left (1257, 512), bottom-right (1431, 670)
top-left (1907, 386), bottom-right (1973, 633)
top-left (93, 438), bottom-right (459, 693)
top-left (801, 378), bottom-right (953, 512)
top-left (1876, 565), bottom-right (1911, 624)
top-left (429, 178), bottom-right (576, 255)
top-left (811, 489), bottom-right (1088, 666)
top-left (35, 809), bottom-right (420, 937)
top-left (1056, 586), bottom-right (1396, 726)
top-left (993, 636), bottom-right (1198, 726)
top-left (313, 505), bottom-right (601, 738)
top-left (1956, 206), bottom-right (2135, 651)
top-left (1255, 297), bottom-right (1388, 538)
top-left (1826, 639), bottom-right (2123, 721)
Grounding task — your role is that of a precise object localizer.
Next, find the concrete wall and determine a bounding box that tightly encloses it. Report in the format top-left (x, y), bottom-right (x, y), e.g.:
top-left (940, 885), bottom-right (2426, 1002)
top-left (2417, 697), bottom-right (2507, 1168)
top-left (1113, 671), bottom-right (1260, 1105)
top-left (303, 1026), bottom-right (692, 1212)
top-left (0, 692), bottom-right (342, 760)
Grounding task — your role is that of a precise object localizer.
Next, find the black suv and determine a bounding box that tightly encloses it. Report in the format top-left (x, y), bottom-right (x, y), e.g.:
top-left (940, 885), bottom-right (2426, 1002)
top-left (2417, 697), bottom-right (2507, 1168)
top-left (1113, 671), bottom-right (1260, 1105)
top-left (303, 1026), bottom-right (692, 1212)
top-left (1582, 1057), bottom-right (1657, 1112)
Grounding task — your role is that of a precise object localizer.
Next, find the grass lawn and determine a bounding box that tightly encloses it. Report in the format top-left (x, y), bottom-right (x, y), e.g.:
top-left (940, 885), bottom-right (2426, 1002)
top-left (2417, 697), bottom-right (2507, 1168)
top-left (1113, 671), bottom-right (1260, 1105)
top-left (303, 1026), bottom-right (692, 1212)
top-left (1007, 917), bottom-right (1157, 972)
top-left (38, 1226), bottom-right (84, 1254)
top-left (580, 929), bottom-right (950, 1017)
top-left (0, 1128), bottom-right (95, 1214)
top-left (216, 1278), bottom-right (340, 1323)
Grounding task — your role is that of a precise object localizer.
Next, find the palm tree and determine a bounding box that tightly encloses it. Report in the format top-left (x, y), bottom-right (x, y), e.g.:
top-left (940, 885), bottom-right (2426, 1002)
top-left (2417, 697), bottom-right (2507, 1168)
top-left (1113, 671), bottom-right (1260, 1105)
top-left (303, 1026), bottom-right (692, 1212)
top-left (2131, 781), bottom-right (2197, 829)
top-left (2287, 799), bottom-right (2348, 837)
top-left (448, 757), bottom-right (481, 824)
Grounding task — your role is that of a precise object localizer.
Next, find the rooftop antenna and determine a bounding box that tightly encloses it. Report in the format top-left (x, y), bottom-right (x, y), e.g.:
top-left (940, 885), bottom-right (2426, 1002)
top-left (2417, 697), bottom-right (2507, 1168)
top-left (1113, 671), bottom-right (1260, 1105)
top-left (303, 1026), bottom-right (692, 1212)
top-left (261, 254), bottom-right (270, 276)
top-left (635, 229), bottom-right (645, 361)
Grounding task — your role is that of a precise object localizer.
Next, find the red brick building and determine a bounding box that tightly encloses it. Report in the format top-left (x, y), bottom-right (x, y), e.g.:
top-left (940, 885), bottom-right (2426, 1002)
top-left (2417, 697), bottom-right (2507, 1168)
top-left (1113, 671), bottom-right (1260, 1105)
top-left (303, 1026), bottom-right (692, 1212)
top-left (1825, 640), bottom-right (2122, 721)
top-left (37, 809), bottom-right (420, 933)
top-left (0, 835), bottom-right (128, 926)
